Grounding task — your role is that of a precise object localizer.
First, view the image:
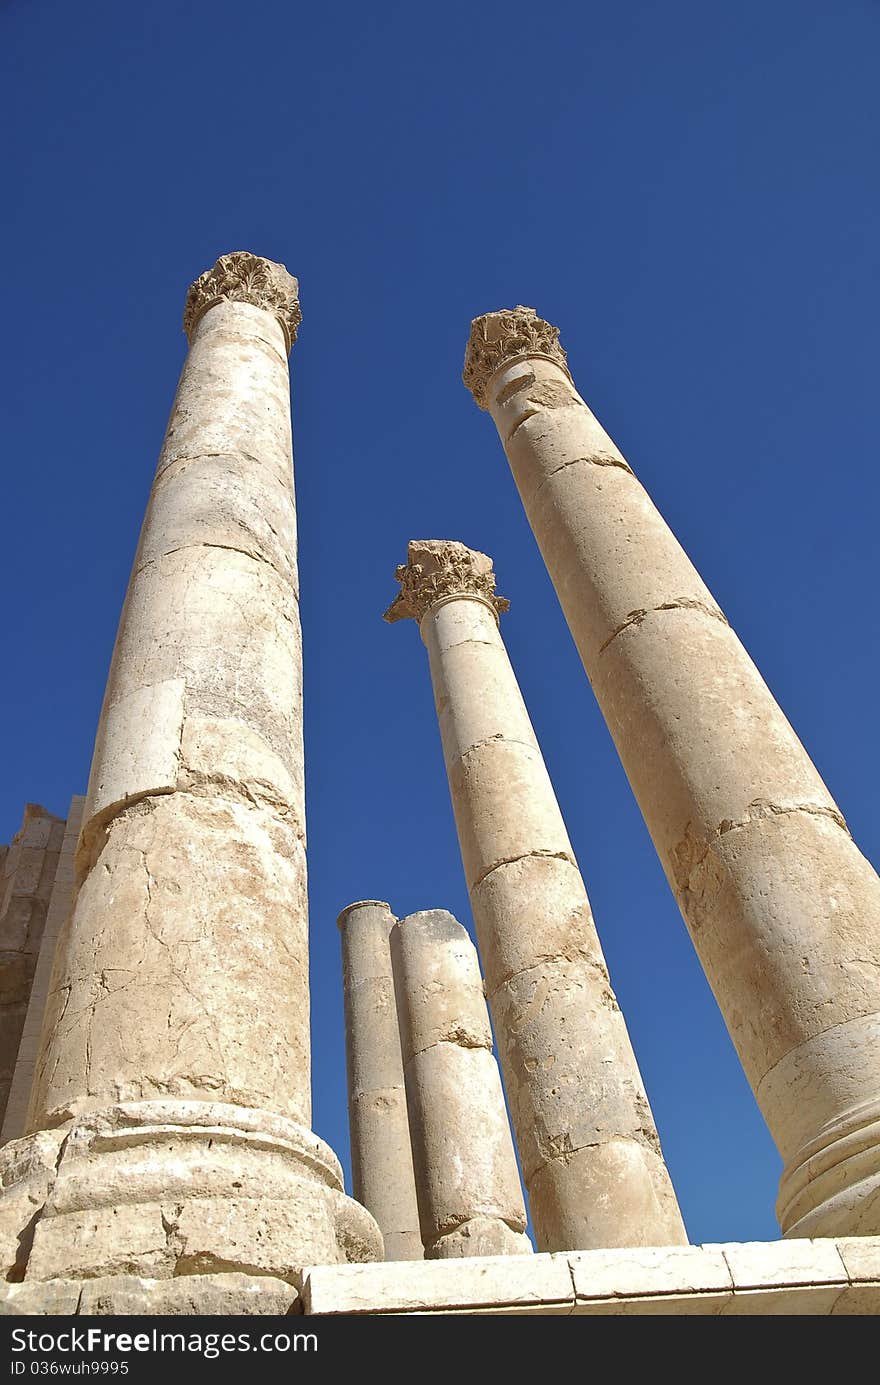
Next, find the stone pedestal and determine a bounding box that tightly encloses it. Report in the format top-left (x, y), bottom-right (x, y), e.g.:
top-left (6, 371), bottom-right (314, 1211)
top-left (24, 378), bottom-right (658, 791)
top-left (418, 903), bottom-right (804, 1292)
top-left (386, 541), bottom-right (685, 1251)
top-left (0, 252), bottom-right (381, 1289)
top-left (390, 909), bottom-right (531, 1258)
top-left (464, 306), bottom-right (880, 1238)
top-left (338, 900), bottom-right (422, 1261)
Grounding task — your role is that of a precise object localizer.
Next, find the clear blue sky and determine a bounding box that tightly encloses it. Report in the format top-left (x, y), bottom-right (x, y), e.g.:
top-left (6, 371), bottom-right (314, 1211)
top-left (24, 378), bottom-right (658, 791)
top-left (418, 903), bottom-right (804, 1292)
top-left (2, 1), bottom-right (878, 1245)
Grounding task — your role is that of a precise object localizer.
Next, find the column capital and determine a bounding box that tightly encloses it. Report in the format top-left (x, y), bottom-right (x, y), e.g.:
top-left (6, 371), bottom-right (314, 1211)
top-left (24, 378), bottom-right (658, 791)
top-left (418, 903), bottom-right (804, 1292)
top-left (183, 251), bottom-right (302, 351)
top-left (462, 306), bottom-right (571, 408)
top-left (384, 540), bottom-right (509, 625)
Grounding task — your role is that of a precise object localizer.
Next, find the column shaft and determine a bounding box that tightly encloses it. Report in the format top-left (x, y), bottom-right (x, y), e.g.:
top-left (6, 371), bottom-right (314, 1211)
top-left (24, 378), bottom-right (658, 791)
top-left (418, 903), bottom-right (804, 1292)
top-left (464, 308), bottom-right (880, 1237)
top-left (390, 909), bottom-right (531, 1258)
top-left (0, 253), bottom-right (380, 1288)
top-left (386, 541), bottom-right (686, 1251)
top-left (338, 901), bottom-right (422, 1261)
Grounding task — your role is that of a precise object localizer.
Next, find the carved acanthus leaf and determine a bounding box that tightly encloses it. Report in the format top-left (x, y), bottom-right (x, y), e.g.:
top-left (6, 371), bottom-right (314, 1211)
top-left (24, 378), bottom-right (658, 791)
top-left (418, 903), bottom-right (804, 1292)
top-left (183, 251), bottom-right (302, 351)
top-left (384, 540), bottom-right (509, 625)
top-left (462, 306), bottom-right (570, 408)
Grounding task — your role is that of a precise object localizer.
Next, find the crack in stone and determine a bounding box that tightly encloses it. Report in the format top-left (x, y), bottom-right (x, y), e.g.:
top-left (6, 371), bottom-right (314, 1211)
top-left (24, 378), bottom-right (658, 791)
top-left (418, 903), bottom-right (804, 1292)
top-left (453, 732), bottom-right (538, 762)
top-left (404, 1027), bottom-right (493, 1063)
top-left (503, 407), bottom-right (541, 443)
top-left (531, 452), bottom-right (634, 505)
top-left (599, 598), bottom-right (730, 653)
top-left (471, 848), bottom-right (575, 892)
top-left (673, 801), bottom-right (851, 896)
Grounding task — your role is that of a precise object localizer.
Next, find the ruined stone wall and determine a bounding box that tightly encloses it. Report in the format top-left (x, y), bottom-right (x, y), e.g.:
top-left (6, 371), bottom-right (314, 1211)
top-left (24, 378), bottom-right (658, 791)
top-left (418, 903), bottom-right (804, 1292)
top-left (0, 805), bottom-right (66, 1130)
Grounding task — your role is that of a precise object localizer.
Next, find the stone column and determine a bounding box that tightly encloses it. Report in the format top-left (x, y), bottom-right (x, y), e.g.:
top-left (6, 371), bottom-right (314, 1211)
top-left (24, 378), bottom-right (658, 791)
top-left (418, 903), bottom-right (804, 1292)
top-left (338, 900), bottom-right (422, 1261)
top-left (463, 307), bottom-right (880, 1239)
top-left (0, 252), bottom-right (380, 1292)
top-left (390, 908), bottom-right (531, 1258)
top-left (385, 542), bottom-right (686, 1252)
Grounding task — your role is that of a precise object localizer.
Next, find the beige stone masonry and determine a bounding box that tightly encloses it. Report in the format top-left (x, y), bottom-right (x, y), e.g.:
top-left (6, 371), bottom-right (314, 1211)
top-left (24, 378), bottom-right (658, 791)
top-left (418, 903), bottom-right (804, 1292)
top-left (0, 804), bottom-right (66, 1131)
top-left (464, 307), bottom-right (880, 1239)
top-left (2, 1237), bottom-right (877, 1314)
top-left (386, 541), bottom-right (685, 1252)
top-left (338, 900), bottom-right (422, 1261)
top-left (0, 252), bottom-right (381, 1287)
top-left (390, 909), bottom-right (531, 1258)
top-left (2, 797), bottom-right (85, 1144)
top-left (301, 1235), bottom-right (880, 1315)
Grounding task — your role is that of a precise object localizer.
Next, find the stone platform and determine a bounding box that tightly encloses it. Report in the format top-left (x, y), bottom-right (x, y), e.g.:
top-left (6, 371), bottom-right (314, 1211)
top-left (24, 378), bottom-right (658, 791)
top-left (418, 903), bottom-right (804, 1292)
top-left (2, 1237), bottom-right (878, 1315)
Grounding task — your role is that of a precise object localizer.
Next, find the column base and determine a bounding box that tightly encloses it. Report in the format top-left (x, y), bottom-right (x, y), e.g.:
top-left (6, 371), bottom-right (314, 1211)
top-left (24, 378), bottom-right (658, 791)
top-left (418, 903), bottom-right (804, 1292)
top-left (0, 1273), bottom-right (300, 1316)
top-left (0, 1101), bottom-right (382, 1284)
top-left (778, 1097), bottom-right (880, 1238)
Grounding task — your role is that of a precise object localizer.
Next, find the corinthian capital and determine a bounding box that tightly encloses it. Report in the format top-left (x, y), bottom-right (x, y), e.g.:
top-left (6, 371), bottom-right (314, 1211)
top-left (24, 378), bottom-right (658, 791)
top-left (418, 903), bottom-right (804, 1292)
top-left (384, 540), bottom-right (509, 625)
top-left (462, 306), bottom-right (570, 408)
top-left (183, 251), bottom-right (302, 351)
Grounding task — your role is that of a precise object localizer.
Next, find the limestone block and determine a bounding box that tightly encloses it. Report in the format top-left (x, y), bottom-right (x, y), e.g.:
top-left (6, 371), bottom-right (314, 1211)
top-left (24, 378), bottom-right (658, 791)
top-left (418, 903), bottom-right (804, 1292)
top-left (423, 609), bottom-right (539, 764)
top-left (0, 1128), bottom-right (66, 1279)
top-left (448, 740), bottom-right (574, 890)
top-left (0, 1281), bottom-right (83, 1315)
top-left (30, 793), bottom-right (310, 1128)
top-left (593, 609), bottom-right (839, 875)
top-left (392, 911), bottom-right (492, 1062)
top-left (85, 678), bottom-right (185, 825)
top-left (569, 1243), bottom-right (732, 1304)
top-left (344, 978), bottom-right (408, 1093)
top-left (529, 1140), bottom-right (687, 1255)
top-left (716, 1236), bottom-right (848, 1311)
top-left (471, 853), bottom-right (605, 997)
top-left (159, 300), bottom-right (294, 482)
top-left (683, 812), bottom-right (880, 1093)
top-left (489, 953), bottom-right (654, 1171)
top-left (77, 1273), bottom-right (300, 1316)
top-left (837, 1236), bottom-right (880, 1283)
top-left (400, 1042), bottom-right (528, 1241)
top-left (27, 1203), bottom-right (174, 1282)
top-left (83, 546), bottom-right (304, 850)
top-left (303, 1253), bottom-right (574, 1315)
top-left (139, 450), bottom-right (299, 590)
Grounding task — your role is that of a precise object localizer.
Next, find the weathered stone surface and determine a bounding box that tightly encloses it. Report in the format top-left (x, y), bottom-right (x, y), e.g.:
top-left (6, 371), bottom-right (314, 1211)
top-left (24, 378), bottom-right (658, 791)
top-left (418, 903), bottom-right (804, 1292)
top-left (5, 1102), bottom-right (380, 1283)
top-left (0, 805), bottom-right (66, 1129)
top-left (302, 1236), bottom-right (880, 1315)
top-left (78, 1273), bottom-right (300, 1316)
top-left (465, 307), bottom-right (880, 1238)
top-left (387, 543), bottom-right (685, 1251)
top-left (1, 253), bottom-right (381, 1286)
top-left (2, 799), bottom-right (84, 1144)
top-left (0, 1280), bottom-right (83, 1315)
top-left (390, 910), bottom-right (530, 1259)
top-left (31, 794), bottom-right (309, 1124)
top-left (0, 1273), bottom-right (299, 1315)
top-left (338, 901), bottom-right (422, 1262)
top-left (303, 1250), bottom-right (574, 1315)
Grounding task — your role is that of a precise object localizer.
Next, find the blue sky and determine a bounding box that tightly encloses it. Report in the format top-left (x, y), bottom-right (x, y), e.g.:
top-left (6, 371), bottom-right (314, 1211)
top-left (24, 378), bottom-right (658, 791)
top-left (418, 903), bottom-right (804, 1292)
top-left (2, 1), bottom-right (878, 1244)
